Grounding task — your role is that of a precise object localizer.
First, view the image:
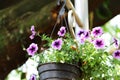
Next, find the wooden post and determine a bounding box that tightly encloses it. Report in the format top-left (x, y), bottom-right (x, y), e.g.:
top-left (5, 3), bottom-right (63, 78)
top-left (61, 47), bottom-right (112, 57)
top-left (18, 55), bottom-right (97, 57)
top-left (75, 0), bottom-right (89, 31)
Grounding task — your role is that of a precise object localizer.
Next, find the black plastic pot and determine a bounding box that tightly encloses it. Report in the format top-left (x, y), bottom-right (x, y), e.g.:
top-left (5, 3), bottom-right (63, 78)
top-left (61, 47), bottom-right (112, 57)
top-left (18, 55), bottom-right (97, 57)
top-left (37, 63), bottom-right (81, 80)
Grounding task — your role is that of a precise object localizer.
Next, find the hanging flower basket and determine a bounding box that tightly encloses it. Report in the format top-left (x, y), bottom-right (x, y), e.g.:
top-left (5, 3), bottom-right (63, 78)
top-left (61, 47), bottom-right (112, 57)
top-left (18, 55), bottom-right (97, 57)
top-left (26, 0), bottom-right (120, 80)
top-left (37, 63), bottom-right (81, 80)
top-left (27, 24), bottom-right (120, 79)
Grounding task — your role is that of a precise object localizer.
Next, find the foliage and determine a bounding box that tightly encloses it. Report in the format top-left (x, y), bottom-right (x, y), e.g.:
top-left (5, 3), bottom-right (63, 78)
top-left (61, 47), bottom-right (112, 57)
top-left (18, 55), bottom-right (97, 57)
top-left (39, 33), bottom-right (79, 64)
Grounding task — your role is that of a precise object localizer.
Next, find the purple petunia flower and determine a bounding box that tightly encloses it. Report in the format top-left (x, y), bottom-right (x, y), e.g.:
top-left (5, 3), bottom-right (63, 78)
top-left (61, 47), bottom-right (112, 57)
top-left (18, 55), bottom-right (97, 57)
top-left (30, 25), bottom-right (36, 40)
top-left (31, 25), bottom-right (35, 32)
top-left (51, 38), bottom-right (63, 50)
top-left (76, 29), bottom-right (85, 38)
top-left (30, 34), bottom-right (35, 40)
top-left (29, 74), bottom-right (36, 80)
top-left (113, 38), bottom-right (119, 48)
top-left (29, 32), bottom-right (36, 40)
top-left (58, 26), bottom-right (66, 37)
top-left (93, 38), bottom-right (105, 49)
top-left (27, 43), bottom-right (38, 56)
top-left (84, 31), bottom-right (90, 39)
top-left (112, 50), bottom-right (120, 59)
top-left (77, 30), bottom-right (90, 44)
top-left (91, 27), bottom-right (103, 37)
top-left (78, 34), bottom-right (85, 44)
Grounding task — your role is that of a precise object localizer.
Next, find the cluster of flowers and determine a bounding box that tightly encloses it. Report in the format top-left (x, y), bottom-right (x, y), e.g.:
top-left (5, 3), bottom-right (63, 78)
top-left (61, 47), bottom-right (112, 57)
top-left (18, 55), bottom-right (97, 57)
top-left (27, 26), bottom-right (120, 59)
top-left (51, 26), bottom-right (105, 50)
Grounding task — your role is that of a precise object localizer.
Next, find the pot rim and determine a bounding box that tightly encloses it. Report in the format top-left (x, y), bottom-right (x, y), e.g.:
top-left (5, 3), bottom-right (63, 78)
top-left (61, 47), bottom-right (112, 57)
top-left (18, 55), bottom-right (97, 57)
top-left (37, 62), bottom-right (80, 69)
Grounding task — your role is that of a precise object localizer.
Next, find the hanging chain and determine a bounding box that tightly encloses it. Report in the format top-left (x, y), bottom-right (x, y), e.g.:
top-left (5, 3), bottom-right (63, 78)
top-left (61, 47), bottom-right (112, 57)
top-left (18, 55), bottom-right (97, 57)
top-left (50, 0), bottom-right (66, 37)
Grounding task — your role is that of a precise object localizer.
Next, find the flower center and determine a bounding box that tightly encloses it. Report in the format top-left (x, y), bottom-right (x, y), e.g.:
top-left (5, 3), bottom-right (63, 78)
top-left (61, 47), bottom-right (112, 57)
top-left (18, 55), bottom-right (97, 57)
top-left (78, 31), bottom-right (84, 36)
top-left (85, 32), bottom-right (89, 37)
top-left (114, 40), bottom-right (118, 45)
top-left (32, 77), bottom-right (35, 80)
top-left (61, 30), bottom-right (65, 34)
top-left (54, 42), bottom-right (60, 47)
top-left (96, 41), bottom-right (102, 46)
top-left (30, 46), bottom-right (35, 52)
top-left (95, 30), bottom-right (100, 34)
top-left (115, 51), bottom-right (120, 56)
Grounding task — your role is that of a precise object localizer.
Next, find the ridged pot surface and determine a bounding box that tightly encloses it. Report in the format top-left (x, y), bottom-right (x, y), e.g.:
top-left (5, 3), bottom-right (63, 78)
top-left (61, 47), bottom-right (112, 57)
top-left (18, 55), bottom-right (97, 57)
top-left (37, 63), bottom-right (81, 80)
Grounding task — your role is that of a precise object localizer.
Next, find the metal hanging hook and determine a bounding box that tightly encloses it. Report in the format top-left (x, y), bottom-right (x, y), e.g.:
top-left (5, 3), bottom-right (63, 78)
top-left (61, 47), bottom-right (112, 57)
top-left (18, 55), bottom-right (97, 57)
top-left (57, 0), bottom-right (66, 18)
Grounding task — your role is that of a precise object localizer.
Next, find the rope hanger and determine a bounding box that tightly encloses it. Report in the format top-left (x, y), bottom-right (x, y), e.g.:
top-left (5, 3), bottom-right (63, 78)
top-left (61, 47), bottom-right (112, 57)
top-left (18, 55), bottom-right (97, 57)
top-left (58, 0), bottom-right (83, 28)
top-left (66, 0), bottom-right (83, 28)
top-left (66, 0), bottom-right (84, 39)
